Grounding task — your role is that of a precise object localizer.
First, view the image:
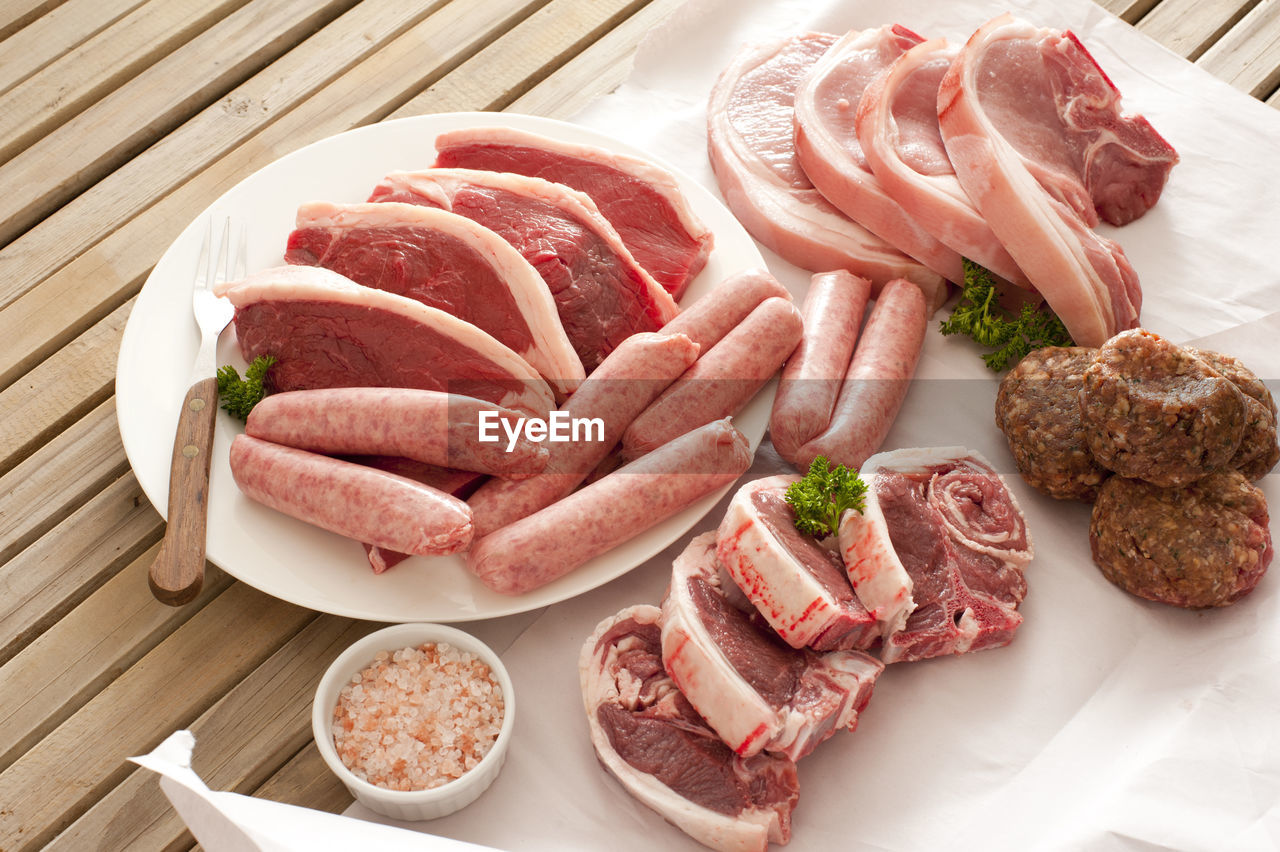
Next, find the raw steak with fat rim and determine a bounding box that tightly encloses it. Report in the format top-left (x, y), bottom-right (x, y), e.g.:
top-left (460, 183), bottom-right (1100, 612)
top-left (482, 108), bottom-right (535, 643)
top-left (706, 32), bottom-right (947, 307)
top-left (937, 14), bottom-right (1178, 346)
top-left (662, 532), bottom-right (883, 761)
top-left (793, 25), bottom-right (963, 285)
top-left (434, 125), bottom-right (714, 299)
top-left (216, 264), bottom-right (555, 417)
top-left (855, 37), bottom-right (1028, 288)
top-left (285, 200), bottom-right (584, 394)
top-left (368, 168), bottom-right (678, 372)
top-left (716, 475), bottom-right (880, 651)
top-left (841, 447), bottom-right (1034, 664)
top-left (580, 604), bottom-right (799, 852)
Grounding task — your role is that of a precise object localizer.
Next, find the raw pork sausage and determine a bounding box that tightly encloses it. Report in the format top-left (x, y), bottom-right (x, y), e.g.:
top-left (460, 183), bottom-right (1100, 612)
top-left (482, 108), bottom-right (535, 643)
top-left (659, 267), bottom-right (791, 353)
top-left (621, 297), bottom-right (803, 459)
top-left (467, 418), bottom-right (752, 595)
top-left (796, 278), bottom-right (927, 470)
top-left (246, 387), bottom-right (548, 479)
top-left (466, 332), bottom-right (700, 538)
top-left (769, 271), bottom-right (871, 464)
top-left (229, 435), bottom-right (473, 555)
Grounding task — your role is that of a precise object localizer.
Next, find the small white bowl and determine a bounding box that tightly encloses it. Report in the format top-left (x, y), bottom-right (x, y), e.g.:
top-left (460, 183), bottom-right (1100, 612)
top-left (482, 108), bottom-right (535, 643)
top-left (312, 622), bottom-right (515, 821)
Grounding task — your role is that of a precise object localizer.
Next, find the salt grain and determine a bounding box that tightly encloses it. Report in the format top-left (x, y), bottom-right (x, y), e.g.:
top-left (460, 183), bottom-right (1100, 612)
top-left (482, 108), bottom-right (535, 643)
top-left (332, 641), bottom-right (504, 792)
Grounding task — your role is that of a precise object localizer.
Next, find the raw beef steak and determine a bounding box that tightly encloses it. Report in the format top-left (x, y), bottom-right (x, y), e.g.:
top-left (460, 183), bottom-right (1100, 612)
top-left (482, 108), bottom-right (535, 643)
top-left (717, 475), bottom-right (880, 651)
top-left (706, 33), bottom-right (947, 308)
top-left (368, 168), bottom-right (678, 371)
top-left (434, 125), bottom-right (714, 299)
top-left (662, 533), bottom-right (884, 761)
top-left (840, 447), bottom-right (1034, 663)
top-left (937, 14), bottom-right (1178, 345)
top-left (285, 200), bottom-right (583, 394)
top-left (580, 605), bottom-right (799, 852)
top-left (216, 264), bottom-right (554, 417)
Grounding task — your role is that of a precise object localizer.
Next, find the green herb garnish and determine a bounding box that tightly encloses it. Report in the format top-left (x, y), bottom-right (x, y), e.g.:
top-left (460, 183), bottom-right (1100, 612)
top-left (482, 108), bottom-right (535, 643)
top-left (939, 259), bottom-right (1073, 372)
top-left (784, 456), bottom-right (867, 539)
top-left (216, 354), bottom-right (276, 419)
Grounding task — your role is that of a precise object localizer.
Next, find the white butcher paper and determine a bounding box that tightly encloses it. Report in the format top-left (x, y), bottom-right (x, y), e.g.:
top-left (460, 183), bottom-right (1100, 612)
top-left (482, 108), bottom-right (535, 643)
top-left (142, 1), bottom-right (1279, 850)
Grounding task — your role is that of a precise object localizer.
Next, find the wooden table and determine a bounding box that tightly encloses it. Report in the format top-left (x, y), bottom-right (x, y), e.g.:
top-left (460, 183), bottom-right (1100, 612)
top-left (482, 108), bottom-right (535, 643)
top-left (0, 1), bottom-right (1276, 849)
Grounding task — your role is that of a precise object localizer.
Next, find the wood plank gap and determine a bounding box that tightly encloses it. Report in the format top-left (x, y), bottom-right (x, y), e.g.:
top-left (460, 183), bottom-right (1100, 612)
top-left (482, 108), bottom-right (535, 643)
top-left (1101, 0), bottom-right (1163, 25)
top-left (1136, 0), bottom-right (1265, 61)
top-left (0, 0), bottom-right (65, 42)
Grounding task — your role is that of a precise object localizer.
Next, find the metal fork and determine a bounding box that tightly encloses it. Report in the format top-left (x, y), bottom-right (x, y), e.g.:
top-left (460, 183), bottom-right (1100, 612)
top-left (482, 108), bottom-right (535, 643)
top-left (149, 217), bottom-right (242, 606)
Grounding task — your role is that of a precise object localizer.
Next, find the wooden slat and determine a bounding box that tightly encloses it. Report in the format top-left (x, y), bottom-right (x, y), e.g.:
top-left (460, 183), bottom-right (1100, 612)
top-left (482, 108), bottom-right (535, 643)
top-left (250, 741), bottom-right (354, 815)
top-left (0, 0), bottom-right (150, 97)
top-left (0, 398), bottom-right (129, 566)
top-left (0, 0), bottom-right (442, 313)
top-left (0, 473), bottom-right (162, 668)
top-left (1197, 0), bottom-right (1280, 97)
top-left (0, 297), bottom-right (129, 472)
top-left (0, 582), bottom-right (314, 851)
top-left (0, 0), bottom-right (252, 167)
top-left (1136, 0), bottom-right (1262, 60)
top-left (46, 615), bottom-right (375, 851)
top-left (0, 0), bottom-right (64, 41)
top-left (509, 0), bottom-right (686, 118)
top-left (1096, 0), bottom-right (1162, 24)
top-left (0, 0), bottom-right (558, 397)
top-left (0, 547), bottom-right (233, 772)
top-left (391, 0), bottom-right (649, 117)
top-left (0, 0), bottom-right (362, 248)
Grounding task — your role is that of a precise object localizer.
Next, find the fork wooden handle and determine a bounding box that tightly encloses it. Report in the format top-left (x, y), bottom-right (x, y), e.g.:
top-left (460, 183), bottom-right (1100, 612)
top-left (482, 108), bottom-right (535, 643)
top-left (149, 376), bottom-right (220, 606)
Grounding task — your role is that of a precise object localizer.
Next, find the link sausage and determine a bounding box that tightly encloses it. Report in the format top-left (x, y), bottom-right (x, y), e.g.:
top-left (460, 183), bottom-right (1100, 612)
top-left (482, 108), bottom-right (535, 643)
top-left (796, 278), bottom-right (927, 470)
top-left (621, 297), bottom-right (803, 459)
top-left (229, 435), bottom-right (473, 555)
top-left (660, 267), bottom-right (791, 352)
top-left (770, 271), bottom-right (871, 464)
top-left (466, 332), bottom-right (701, 538)
top-left (467, 418), bottom-right (752, 595)
top-left (245, 387), bottom-right (548, 480)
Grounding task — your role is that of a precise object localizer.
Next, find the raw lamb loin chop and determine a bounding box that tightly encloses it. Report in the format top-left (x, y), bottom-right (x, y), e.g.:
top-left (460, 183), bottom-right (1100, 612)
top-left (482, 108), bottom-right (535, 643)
top-left (855, 37), bottom-right (1027, 288)
top-left (216, 264), bottom-right (555, 417)
top-left (937, 14), bottom-right (1178, 346)
top-left (434, 125), bottom-right (713, 299)
top-left (580, 604), bottom-right (799, 852)
top-left (706, 32), bottom-right (947, 309)
top-left (662, 532), bottom-right (884, 761)
top-left (716, 475), bottom-right (880, 651)
top-left (793, 25), bottom-right (963, 285)
top-left (839, 447), bottom-right (1034, 664)
top-left (284, 200), bottom-right (583, 394)
top-left (369, 168), bottom-right (678, 371)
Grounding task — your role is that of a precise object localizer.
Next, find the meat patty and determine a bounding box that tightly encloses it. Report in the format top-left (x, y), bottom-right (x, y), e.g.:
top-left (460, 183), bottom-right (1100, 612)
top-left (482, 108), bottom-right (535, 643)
top-left (1089, 472), bottom-right (1272, 608)
top-left (1187, 347), bottom-right (1279, 481)
top-left (1080, 329), bottom-right (1245, 488)
top-left (995, 346), bottom-right (1109, 502)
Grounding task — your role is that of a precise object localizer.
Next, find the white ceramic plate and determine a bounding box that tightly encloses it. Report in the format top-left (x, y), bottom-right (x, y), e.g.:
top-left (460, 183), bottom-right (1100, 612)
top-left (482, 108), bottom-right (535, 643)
top-left (116, 111), bottom-right (770, 622)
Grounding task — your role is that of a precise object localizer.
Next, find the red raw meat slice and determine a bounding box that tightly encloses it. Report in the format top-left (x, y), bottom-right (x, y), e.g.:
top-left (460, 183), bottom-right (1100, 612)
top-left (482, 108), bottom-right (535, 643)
top-left (841, 447), bottom-right (1034, 664)
top-left (794, 25), bottom-right (965, 285)
top-left (580, 605), bottom-right (799, 852)
top-left (434, 125), bottom-right (713, 300)
top-left (661, 532), bottom-right (883, 761)
top-left (217, 264), bottom-right (555, 417)
top-left (706, 32), bottom-right (948, 311)
top-left (717, 475), bottom-right (880, 651)
top-left (937, 14), bottom-right (1178, 345)
top-left (369, 168), bottom-right (678, 372)
top-left (285, 200), bottom-right (583, 394)
top-left (855, 37), bottom-right (1028, 288)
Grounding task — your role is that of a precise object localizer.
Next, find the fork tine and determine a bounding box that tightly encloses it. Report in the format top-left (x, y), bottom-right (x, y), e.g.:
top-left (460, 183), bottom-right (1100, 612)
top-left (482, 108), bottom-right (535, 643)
top-left (194, 218), bottom-right (213, 286)
top-left (212, 216), bottom-right (232, 289)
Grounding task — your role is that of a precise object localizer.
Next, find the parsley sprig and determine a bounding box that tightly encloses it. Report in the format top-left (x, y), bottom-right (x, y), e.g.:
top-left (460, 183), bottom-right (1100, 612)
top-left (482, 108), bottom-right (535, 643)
top-left (215, 355), bottom-right (276, 420)
top-left (939, 259), bottom-right (1073, 372)
top-left (784, 456), bottom-right (867, 539)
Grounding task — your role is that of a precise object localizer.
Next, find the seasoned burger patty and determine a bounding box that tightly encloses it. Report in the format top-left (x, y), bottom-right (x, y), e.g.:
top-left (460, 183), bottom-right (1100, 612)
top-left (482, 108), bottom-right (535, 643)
top-left (1187, 347), bottom-right (1279, 481)
top-left (1090, 472), bottom-right (1271, 608)
top-left (995, 346), bottom-right (1109, 502)
top-left (1080, 329), bottom-right (1245, 488)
